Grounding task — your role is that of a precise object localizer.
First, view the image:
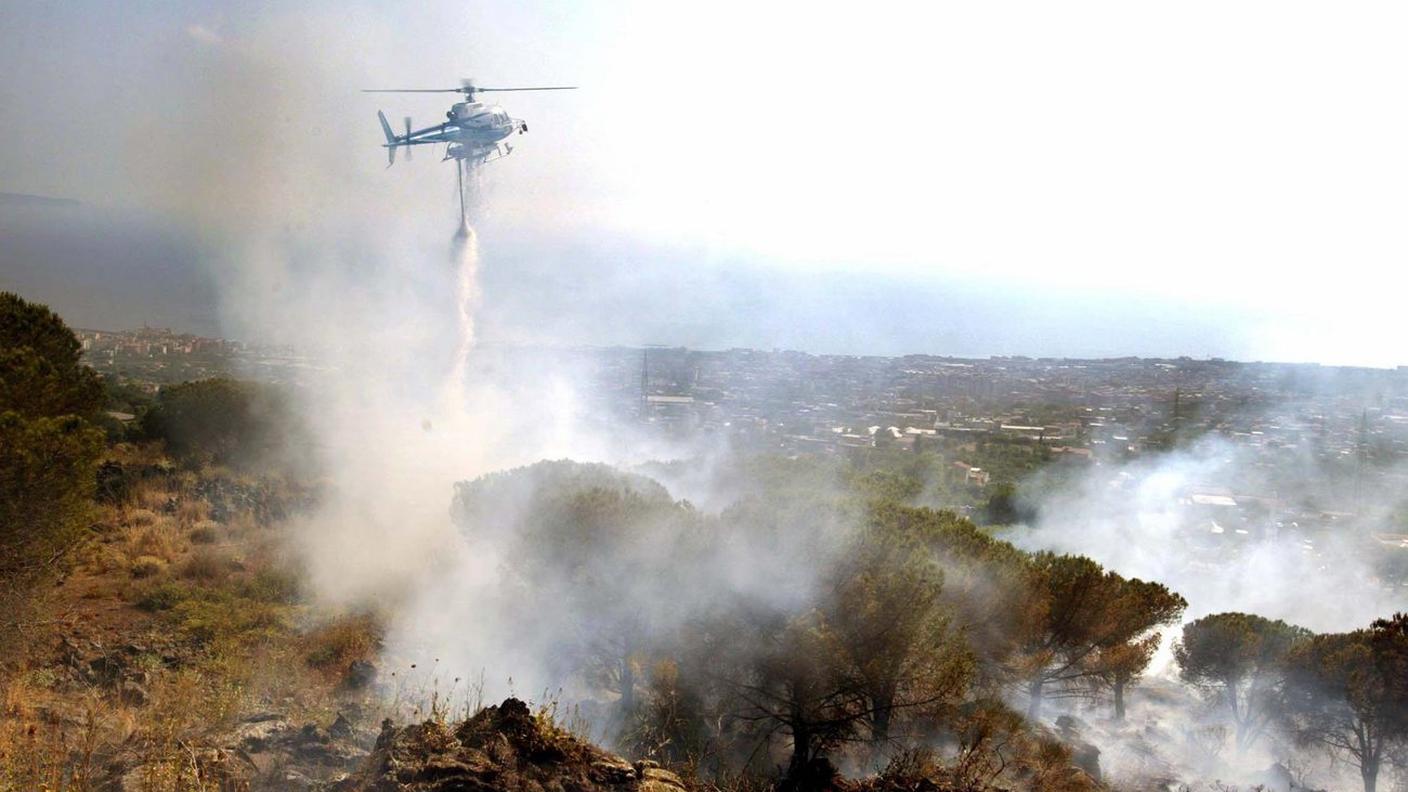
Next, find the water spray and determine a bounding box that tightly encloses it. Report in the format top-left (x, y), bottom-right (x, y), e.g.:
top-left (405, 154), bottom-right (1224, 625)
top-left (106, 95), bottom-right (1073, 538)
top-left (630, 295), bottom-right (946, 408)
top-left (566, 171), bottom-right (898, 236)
top-left (445, 159), bottom-right (481, 407)
top-left (455, 159), bottom-right (470, 238)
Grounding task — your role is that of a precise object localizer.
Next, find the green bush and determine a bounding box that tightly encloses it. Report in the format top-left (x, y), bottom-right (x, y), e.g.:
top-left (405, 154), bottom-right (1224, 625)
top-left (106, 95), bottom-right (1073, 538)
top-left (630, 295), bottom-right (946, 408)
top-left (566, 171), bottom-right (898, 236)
top-left (0, 292), bottom-right (103, 421)
top-left (0, 293), bottom-right (106, 604)
top-left (140, 378), bottom-right (309, 471)
top-left (240, 568), bottom-right (302, 604)
top-left (136, 581), bottom-right (189, 612)
top-left (133, 579), bottom-right (291, 647)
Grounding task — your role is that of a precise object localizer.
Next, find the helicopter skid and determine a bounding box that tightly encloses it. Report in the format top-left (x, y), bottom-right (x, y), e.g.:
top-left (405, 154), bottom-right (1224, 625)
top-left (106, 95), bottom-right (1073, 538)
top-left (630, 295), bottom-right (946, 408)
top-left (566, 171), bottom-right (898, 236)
top-left (443, 142), bottom-right (514, 166)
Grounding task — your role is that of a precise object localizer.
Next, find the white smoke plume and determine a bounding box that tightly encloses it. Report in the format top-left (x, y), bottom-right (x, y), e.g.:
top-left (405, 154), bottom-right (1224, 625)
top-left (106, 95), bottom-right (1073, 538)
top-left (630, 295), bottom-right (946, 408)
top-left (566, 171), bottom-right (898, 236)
top-left (1008, 433), bottom-right (1408, 789)
top-left (1014, 434), bottom-right (1407, 635)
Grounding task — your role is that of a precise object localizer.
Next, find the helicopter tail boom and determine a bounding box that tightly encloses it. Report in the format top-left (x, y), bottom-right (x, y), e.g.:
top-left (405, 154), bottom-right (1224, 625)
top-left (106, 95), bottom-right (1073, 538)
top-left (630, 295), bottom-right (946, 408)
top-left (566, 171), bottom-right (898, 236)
top-left (377, 110), bottom-right (399, 166)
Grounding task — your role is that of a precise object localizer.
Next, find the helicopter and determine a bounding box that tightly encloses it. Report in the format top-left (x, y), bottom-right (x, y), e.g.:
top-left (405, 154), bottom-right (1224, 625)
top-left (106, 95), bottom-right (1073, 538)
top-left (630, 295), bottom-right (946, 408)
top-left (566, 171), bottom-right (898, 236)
top-left (363, 80), bottom-right (576, 169)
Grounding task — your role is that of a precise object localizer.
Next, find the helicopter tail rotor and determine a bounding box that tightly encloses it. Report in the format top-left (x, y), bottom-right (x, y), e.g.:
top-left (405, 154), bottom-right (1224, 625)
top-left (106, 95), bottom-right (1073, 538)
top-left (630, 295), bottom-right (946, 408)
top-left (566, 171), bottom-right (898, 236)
top-left (404, 117), bottom-right (413, 161)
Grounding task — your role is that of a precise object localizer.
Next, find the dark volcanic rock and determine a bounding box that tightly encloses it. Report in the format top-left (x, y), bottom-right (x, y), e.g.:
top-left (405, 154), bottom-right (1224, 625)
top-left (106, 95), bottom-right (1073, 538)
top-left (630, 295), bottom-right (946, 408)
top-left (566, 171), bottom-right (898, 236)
top-left (330, 697), bottom-right (689, 792)
top-left (343, 659), bottom-right (378, 691)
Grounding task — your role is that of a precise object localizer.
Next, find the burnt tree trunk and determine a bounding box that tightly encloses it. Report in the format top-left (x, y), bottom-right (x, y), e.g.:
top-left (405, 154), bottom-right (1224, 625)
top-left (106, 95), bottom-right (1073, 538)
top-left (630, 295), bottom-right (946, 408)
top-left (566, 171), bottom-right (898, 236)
top-left (788, 719), bottom-right (811, 781)
top-left (869, 681), bottom-right (898, 746)
top-left (618, 654), bottom-right (636, 717)
top-left (1026, 677), bottom-right (1045, 721)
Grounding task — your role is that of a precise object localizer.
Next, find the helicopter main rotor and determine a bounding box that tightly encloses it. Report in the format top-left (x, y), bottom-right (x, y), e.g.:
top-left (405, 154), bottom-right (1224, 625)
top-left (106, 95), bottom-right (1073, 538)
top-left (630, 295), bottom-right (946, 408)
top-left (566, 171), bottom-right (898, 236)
top-left (362, 80), bottom-right (577, 101)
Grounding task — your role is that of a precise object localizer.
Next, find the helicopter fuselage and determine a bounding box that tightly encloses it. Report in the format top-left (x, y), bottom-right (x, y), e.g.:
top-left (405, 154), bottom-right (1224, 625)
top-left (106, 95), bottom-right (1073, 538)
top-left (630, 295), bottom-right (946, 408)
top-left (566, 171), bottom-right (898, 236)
top-left (369, 82), bottom-right (573, 167)
top-left (445, 102), bottom-right (520, 145)
top-left (378, 101), bottom-right (526, 166)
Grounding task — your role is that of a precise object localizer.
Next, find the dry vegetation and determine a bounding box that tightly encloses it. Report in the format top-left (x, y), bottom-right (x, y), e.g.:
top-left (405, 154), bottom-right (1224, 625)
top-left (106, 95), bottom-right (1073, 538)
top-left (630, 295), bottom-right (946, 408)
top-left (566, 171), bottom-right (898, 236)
top-left (0, 451), bottom-right (381, 791)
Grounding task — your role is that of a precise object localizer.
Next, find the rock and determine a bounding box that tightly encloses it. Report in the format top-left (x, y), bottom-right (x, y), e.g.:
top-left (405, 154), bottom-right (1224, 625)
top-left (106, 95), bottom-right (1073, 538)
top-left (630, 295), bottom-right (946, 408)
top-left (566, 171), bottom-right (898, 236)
top-left (592, 757), bottom-right (636, 783)
top-left (331, 713), bottom-right (354, 740)
top-left (640, 766), bottom-right (687, 791)
top-left (332, 697), bottom-right (665, 791)
top-left (234, 717), bottom-right (290, 751)
top-left (344, 659), bottom-right (378, 690)
top-left (89, 654), bottom-right (125, 685)
top-left (1053, 714), bottom-right (1101, 782)
top-left (57, 636), bottom-right (84, 667)
top-left (245, 750), bottom-right (279, 776)
top-left (1068, 741), bottom-right (1101, 782)
top-left (218, 712), bottom-right (369, 790)
top-left (117, 680), bottom-right (148, 707)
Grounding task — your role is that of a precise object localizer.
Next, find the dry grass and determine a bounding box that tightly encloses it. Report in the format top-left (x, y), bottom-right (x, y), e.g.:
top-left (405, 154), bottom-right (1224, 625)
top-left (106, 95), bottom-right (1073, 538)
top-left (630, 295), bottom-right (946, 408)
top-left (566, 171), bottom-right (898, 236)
top-left (2, 674), bottom-right (40, 720)
top-left (177, 548), bottom-right (234, 583)
top-left (85, 544), bottom-right (130, 576)
top-left (303, 613), bottom-right (383, 676)
top-left (223, 509), bottom-right (258, 540)
top-left (186, 521), bottom-right (221, 545)
top-left (134, 485), bottom-right (173, 513)
top-left (106, 442), bottom-right (168, 467)
top-left (125, 508), bottom-right (159, 528)
top-left (0, 682), bottom-right (113, 792)
top-left (123, 520), bottom-right (186, 564)
top-left (111, 668), bottom-right (247, 792)
top-left (175, 499), bottom-right (209, 529)
top-left (1, 451), bottom-right (345, 790)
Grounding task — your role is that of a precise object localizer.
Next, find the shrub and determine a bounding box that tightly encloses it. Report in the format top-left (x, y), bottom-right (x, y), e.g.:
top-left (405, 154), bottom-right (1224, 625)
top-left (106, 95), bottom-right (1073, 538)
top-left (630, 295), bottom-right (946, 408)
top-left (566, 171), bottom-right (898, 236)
top-left (125, 508), bottom-right (158, 527)
top-left (171, 595), bottom-right (286, 647)
top-left (134, 580), bottom-right (289, 648)
top-left (86, 543), bottom-right (129, 575)
top-left (241, 568), bottom-right (301, 604)
top-left (129, 555), bottom-right (166, 579)
top-left (0, 415), bottom-right (103, 581)
top-left (179, 548), bottom-right (233, 582)
top-left (140, 378), bottom-right (308, 471)
top-left (125, 521), bottom-right (182, 562)
top-left (95, 460), bottom-right (138, 505)
top-left (0, 294), bottom-right (106, 657)
top-left (135, 582), bottom-right (188, 612)
top-left (303, 614), bottom-right (383, 674)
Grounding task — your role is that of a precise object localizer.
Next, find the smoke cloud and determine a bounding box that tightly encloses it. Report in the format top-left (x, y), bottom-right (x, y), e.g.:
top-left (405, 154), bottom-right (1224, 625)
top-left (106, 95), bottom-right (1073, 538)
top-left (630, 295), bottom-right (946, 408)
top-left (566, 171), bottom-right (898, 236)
top-left (1005, 433), bottom-right (1408, 789)
top-left (1014, 435), bottom-right (1408, 634)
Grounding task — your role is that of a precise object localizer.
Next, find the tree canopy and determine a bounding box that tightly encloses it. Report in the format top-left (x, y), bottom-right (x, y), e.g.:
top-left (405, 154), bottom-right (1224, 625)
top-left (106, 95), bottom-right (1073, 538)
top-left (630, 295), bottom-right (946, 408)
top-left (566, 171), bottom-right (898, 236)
top-left (0, 291), bottom-right (103, 420)
top-left (1019, 553), bottom-right (1185, 720)
top-left (140, 377), bottom-right (302, 469)
top-left (1175, 612), bottom-right (1312, 752)
top-left (0, 293), bottom-right (105, 645)
top-left (1283, 627), bottom-right (1405, 792)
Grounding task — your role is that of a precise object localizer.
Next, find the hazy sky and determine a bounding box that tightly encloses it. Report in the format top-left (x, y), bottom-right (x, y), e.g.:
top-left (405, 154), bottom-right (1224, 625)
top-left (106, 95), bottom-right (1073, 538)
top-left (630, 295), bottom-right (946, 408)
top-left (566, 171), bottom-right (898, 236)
top-left (3, 1), bottom-right (1407, 364)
